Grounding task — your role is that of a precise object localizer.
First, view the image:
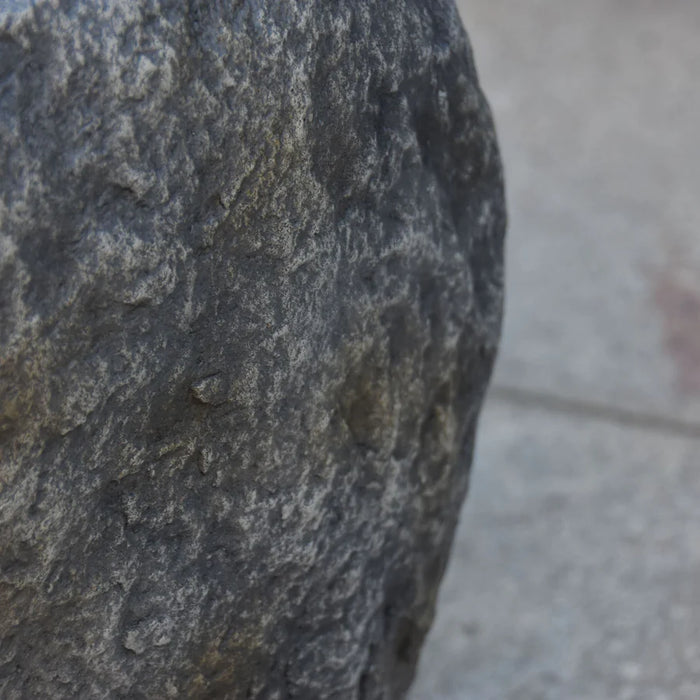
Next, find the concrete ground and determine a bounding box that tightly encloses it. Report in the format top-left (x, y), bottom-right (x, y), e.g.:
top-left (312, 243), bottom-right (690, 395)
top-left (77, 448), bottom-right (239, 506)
top-left (411, 1), bottom-right (700, 698)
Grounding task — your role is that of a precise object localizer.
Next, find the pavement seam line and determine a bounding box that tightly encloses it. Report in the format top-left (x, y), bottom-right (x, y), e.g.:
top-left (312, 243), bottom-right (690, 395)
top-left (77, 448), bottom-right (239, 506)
top-left (489, 384), bottom-right (700, 440)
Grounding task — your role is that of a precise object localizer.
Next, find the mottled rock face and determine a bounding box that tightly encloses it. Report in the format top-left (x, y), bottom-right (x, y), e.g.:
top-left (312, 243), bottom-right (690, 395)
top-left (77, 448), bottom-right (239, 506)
top-left (0, 0), bottom-right (504, 697)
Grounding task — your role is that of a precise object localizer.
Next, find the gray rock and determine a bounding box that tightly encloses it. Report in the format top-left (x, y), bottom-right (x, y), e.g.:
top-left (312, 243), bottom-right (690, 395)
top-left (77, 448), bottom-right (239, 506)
top-left (0, 0), bottom-right (504, 697)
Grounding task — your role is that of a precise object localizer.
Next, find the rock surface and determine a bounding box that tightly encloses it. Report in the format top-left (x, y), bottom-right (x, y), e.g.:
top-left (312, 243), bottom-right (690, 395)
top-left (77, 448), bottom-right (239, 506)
top-left (0, 1), bottom-right (504, 697)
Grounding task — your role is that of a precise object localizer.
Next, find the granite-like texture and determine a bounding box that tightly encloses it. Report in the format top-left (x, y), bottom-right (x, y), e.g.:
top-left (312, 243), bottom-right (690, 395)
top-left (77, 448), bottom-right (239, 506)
top-left (0, 1), bottom-right (504, 697)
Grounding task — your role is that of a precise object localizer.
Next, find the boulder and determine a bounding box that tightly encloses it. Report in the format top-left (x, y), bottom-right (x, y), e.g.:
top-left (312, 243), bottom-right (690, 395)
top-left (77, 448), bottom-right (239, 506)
top-left (0, 0), bottom-right (505, 697)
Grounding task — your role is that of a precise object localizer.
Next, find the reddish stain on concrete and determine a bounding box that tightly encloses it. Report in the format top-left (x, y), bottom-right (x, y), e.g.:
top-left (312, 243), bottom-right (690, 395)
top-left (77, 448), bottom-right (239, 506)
top-left (654, 271), bottom-right (700, 395)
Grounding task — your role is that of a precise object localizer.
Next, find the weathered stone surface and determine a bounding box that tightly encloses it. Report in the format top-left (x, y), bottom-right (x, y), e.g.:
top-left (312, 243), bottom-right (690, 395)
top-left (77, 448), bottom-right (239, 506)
top-left (0, 0), bottom-right (504, 697)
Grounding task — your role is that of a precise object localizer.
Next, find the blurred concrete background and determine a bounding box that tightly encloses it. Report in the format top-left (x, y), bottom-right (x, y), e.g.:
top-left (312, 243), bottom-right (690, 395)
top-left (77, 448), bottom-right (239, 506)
top-left (411, 1), bottom-right (700, 698)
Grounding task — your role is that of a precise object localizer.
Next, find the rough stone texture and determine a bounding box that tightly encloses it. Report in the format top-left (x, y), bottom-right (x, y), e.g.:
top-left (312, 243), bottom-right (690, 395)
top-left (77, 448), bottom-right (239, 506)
top-left (0, 1), bottom-right (504, 697)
